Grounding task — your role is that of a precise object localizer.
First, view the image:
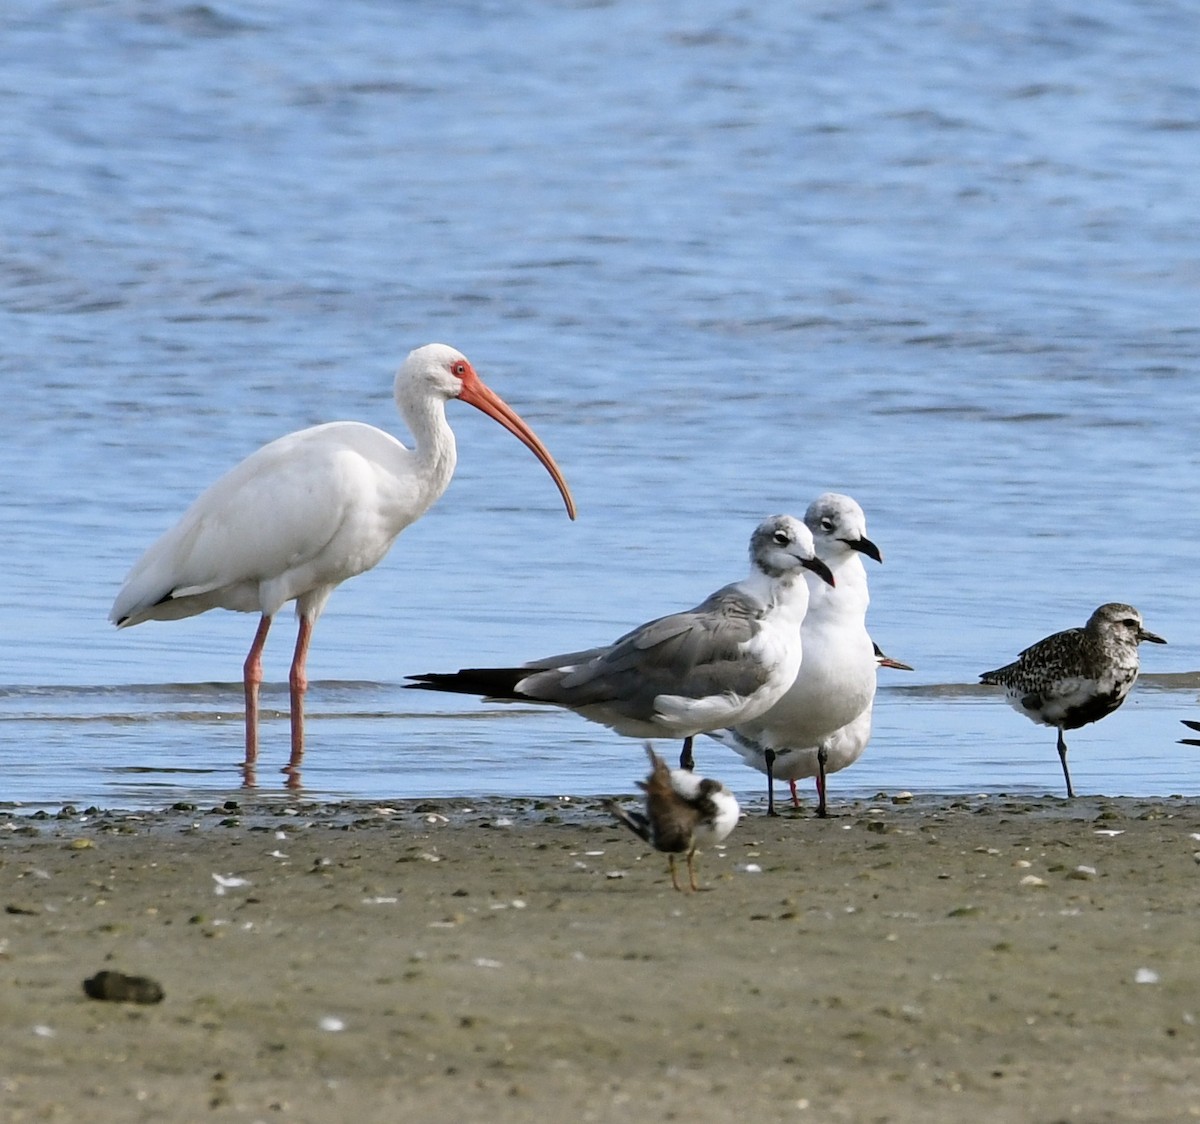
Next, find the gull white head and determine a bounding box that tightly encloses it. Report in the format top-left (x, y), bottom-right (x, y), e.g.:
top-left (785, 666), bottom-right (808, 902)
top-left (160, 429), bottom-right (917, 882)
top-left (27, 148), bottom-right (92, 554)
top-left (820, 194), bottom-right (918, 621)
top-left (749, 515), bottom-right (835, 587)
top-left (804, 493), bottom-right (882, 564)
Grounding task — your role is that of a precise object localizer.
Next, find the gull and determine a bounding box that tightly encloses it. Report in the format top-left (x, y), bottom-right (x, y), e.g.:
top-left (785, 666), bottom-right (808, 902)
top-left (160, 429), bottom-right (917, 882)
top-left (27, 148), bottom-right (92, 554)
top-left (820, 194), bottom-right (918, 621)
top-left (407, 515), bottom-right (835, 759)
top-left (980, 603), bottom-right (1165, 797)
top-left (606, 744), bottom-right (740, 891)
top-left (712, 642), bottom-right (913, 817)
top-left (110, 344), bottom-right (575, 777)
top-left (700, 493), bottom-right (887, 817)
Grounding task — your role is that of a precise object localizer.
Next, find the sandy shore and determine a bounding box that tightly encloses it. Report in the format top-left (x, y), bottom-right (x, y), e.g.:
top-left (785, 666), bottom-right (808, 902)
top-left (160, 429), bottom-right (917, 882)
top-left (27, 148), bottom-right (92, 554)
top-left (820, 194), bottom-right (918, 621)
top-left (3, 791), bottom-right (1200, 1123)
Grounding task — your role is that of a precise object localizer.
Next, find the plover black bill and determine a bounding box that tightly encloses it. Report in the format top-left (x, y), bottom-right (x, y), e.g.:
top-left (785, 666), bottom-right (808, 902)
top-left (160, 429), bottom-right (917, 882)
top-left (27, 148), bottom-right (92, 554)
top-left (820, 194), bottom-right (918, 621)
top-left (406, 515), bottom-right (834, 763)
top-left (605, 744), bottom-right (739, 891)
top-left (980, 603), bottom-right (1165, 798)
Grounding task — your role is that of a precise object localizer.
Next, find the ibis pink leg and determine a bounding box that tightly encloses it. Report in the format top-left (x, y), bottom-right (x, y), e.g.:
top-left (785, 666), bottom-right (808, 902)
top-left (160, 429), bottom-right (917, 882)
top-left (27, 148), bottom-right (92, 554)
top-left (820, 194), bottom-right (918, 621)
top-left (789, 778), bottom-right (801, 808)
top-left (287, 613), bottom-right (315, 772)
top-left (243, 615), bottom-right (272, 765)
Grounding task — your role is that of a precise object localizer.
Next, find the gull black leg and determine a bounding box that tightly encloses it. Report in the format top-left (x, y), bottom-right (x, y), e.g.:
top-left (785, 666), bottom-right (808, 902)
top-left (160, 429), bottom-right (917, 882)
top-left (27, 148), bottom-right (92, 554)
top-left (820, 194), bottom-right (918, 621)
top-left (765, 749), bottom-right (778, 817)
top-left (816, 744), bottom-right (829, 818)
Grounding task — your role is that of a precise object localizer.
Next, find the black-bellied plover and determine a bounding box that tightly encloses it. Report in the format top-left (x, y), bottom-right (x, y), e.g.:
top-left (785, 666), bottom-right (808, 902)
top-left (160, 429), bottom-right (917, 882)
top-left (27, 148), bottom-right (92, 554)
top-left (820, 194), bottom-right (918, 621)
top-left (980, 603), bottom-right (1165, 798)
top-left (605, 744), bottom-right (739, 891)
top-left (701, 493), bottom-right (889, 817)
top-left (406, 515), bottom-right (834, 765)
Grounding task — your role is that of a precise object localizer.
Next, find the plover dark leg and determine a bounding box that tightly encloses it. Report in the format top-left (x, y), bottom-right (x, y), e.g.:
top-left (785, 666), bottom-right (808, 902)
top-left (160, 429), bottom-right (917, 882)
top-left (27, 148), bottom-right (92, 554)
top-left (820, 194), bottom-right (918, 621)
top-left (1056, 727), bottom-right (1075, 798)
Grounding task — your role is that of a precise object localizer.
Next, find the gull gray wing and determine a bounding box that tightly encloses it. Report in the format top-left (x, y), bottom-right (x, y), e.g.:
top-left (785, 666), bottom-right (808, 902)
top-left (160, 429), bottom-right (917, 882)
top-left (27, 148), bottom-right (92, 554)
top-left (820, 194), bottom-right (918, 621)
top-left (516, 581), bottom-right (774, 724)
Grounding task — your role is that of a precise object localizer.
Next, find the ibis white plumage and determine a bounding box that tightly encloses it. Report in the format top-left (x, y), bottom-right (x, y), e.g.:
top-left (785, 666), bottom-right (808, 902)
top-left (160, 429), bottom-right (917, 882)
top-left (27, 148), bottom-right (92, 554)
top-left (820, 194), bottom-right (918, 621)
top-left (110, 343), bottom-right (576, 775)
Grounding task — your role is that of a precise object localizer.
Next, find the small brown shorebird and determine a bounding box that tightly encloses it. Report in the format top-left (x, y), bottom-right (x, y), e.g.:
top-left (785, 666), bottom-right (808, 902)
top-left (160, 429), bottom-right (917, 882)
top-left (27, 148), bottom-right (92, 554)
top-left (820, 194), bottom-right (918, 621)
top-left (605, 744), bottom-right (740, 892)
top-left (980, 603), bottom-right (1165, 798)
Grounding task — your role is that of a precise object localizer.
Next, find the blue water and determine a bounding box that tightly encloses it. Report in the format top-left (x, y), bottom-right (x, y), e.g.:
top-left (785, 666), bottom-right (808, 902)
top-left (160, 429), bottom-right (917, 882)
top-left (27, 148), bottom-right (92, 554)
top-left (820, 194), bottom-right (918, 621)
top-left (2, 0), bottom-right (1199, 810)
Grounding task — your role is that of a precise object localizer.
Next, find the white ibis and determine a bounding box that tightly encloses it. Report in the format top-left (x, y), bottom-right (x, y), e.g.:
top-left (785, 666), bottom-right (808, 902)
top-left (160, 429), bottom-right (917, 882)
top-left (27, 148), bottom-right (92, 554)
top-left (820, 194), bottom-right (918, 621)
top-left (980, 603), bottom-right (1165, 798)
top-left (701, 494), bottom-right (891, 816)
top-left (110, 343), bottom-right (576, 776)
top-left (407, 514), bottom-right (835, 763)
top-left (606, 743), bottom-right (740, 892)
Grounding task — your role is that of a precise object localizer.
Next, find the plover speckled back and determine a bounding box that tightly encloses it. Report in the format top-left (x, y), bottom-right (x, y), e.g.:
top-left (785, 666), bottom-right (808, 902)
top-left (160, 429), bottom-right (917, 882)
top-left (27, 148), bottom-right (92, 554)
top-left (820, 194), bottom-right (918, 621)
top-left (981, 602), bottom-right (1165, 797)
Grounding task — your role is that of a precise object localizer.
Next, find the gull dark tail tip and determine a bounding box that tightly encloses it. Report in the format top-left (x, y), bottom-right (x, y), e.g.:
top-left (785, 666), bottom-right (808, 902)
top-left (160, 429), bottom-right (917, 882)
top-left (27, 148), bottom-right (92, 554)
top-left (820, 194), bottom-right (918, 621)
top-left (403, 667), bottom-right (528, 699)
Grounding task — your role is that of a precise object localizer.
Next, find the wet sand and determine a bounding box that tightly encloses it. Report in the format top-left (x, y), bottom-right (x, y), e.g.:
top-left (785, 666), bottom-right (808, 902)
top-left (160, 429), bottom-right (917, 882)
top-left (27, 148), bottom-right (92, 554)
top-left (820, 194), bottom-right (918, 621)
top-left (3, 791), bottom-right (1199, 1123)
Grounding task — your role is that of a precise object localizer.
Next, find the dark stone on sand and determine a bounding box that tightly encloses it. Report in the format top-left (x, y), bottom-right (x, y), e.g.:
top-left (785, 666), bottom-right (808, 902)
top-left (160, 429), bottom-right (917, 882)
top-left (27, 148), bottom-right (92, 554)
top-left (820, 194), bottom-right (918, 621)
top-left (82, 970), bottom-right (165, 1004)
